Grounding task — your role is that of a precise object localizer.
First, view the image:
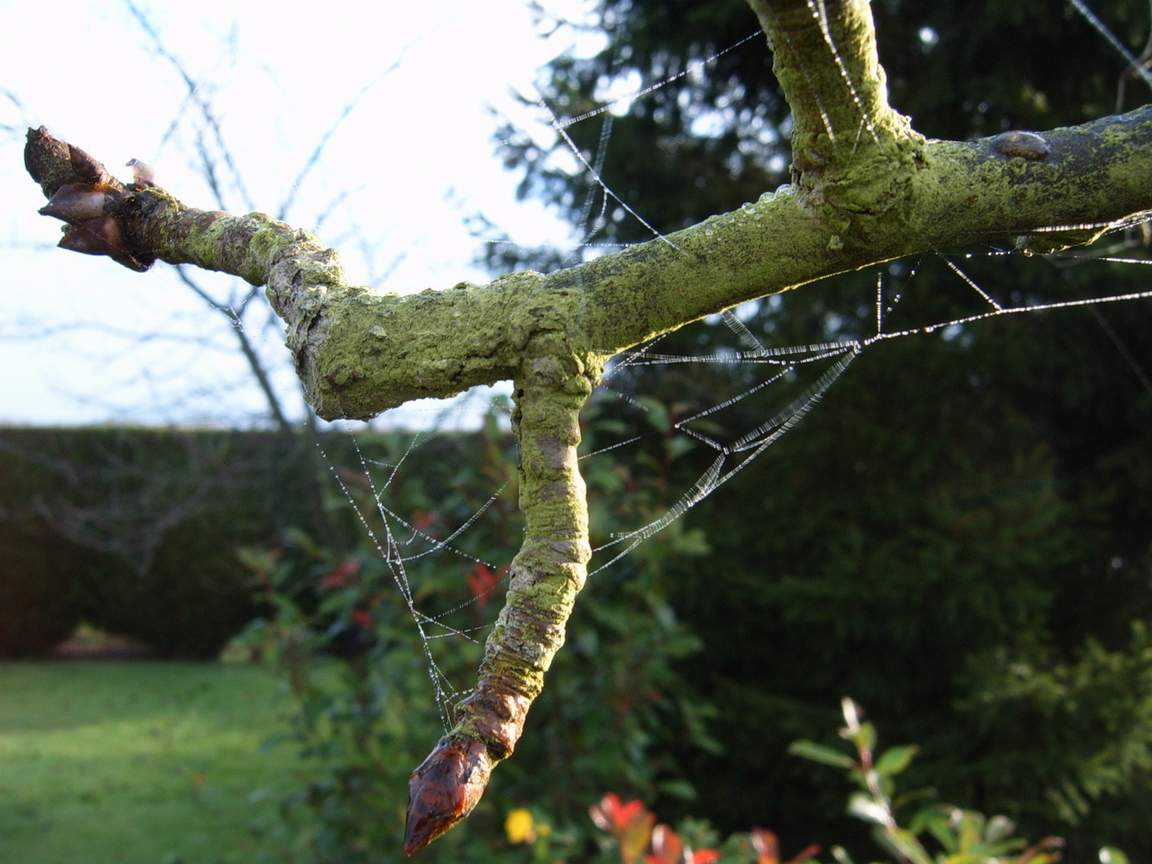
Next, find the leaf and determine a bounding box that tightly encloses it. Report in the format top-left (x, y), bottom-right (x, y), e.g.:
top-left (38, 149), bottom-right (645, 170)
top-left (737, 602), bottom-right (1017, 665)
top-left (984, 814), bottom-right (1015, 843)
top-left (657, 779), bottom-right (698, 801)
top-left (847, 793), bottom-right (889, 825)
top-left (840, 698), bottom-right (861, 730)
top-left (853, 722), bottom-right (877, 754)
top-left (884, 827), bottom-right (933, 864)
top-left (1099, 848), bottom-right (1130, 864)
top-left (955, 810), bottom-right (983, 851)
top-left (667, 436), bottom-right (696, 460)
top-left (282, 526), bottom-right (320, 555)
top-left (874, 745), bottom-right (918, 777)
top-left (789, 740), bottom-right (856, 769)
top-left (908, 806), bottom-right (956, 852)
top-left (639, 398), bottom-right (670, 431)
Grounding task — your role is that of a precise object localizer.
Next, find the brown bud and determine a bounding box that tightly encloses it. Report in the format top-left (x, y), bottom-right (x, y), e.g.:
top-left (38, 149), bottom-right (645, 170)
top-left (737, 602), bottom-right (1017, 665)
top-left (68, 144), bottom-right (111, 187)
top-left (38, 183), bottom-right (110, 224)
top-left (404, 736), bottom-right (492, 856)
top-left (58, 216), bottom-right (125, 257)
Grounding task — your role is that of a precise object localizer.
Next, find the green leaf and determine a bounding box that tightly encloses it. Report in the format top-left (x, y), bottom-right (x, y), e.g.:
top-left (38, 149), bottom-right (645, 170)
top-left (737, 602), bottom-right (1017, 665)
top-left (657, 779), bottom-right (697, 801)
top-left (984, 814), bottom-right (1018, 844)
top-left (956, 810), bottom-right (983, 851)
top-left (789, 739), bottom-right (856, 769)
top-left (884, 827), bottom-right (933, 864)
top-left (1100, 848), bottom-right (1130, 864)
top-left (639, 397), bottom-right (670, 431)
top-left (874, 745), bottom-right (918, 777)
top-left (283, 526), bottom-right (320, 555)
top-left (667, 436), bottom-right (696, 460)
top-left (854, 722), bottom-right (877, 754)
top-left (847, 793), bottom-right (889, 825)
top-left (908, 805), bottom-right (955, 850)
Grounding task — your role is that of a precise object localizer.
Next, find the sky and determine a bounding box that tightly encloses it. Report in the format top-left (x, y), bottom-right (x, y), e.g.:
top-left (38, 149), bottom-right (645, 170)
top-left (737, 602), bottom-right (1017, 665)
top-left (0, 0), bottom-right (605, 428)
top-left (6, 2), bottom-right (1148, 432)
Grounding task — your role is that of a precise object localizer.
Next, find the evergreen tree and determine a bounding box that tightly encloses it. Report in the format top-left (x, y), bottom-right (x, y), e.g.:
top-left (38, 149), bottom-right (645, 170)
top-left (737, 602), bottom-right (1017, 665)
top-left (493, 1), bottom-right (1152, 855)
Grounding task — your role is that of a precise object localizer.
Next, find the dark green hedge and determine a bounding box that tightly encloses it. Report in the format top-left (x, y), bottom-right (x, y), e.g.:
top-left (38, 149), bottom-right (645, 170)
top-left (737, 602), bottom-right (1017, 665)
top-left (0, 516), bottom-right (82, 657)
top-left (0, 426), bottom-right (328, 658)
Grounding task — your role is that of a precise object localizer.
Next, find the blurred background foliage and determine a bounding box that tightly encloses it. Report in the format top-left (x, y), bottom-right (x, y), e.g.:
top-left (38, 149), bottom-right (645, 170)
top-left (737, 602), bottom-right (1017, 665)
top-left (3, 0), bottom-right (1151, 861)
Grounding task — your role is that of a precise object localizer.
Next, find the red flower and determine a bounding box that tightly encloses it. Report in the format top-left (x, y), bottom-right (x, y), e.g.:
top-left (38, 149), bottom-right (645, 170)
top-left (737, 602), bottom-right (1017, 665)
top-left (351, 609), bottom-right (373, 630)
top-left (752, 828), bottom-right (779, 864)
top-left (412, 510), bottom-right (438, 531)
top-left (785, 846), bottom-right (822, 864)
top-left (590, 794), bottom-right (655, 864)
top-left (467, 563), bottom-right (501, 611)
top-left (646, 824), bottom-right (683, 864)
top-left (751, 829), bottom-right (820, 864)
top-left (320, 559), bottom-right (360, 590)
top-left (646, 824), bottom-right (719, 864)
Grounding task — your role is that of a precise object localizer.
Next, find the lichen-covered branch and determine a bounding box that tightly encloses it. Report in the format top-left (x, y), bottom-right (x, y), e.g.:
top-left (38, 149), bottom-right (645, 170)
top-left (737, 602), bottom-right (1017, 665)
top-left (404, 343), bottom-right (601, 855)
top-left (27, 103), bottom-right (1152, 420)
top-left (23, 127), bottom-right (542, 419)
top-left (746, 0), bottom-right (910, 160)
top-left (558, 106), bottom-right (1152, 355)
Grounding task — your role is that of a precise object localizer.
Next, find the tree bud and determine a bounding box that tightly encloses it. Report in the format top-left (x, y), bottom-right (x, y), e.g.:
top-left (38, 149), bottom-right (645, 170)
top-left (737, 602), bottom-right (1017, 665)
top-left (57, 216), bottom-right (125, 257)
top-left (38, 183), bottom-right (110, 224)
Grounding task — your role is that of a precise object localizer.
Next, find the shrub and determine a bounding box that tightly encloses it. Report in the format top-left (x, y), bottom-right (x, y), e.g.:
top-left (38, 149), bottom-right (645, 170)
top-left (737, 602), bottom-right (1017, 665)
top-left (573, 700), bottom-right (1128, 864)
top-left (0, 518), bottom-right (81, 657)
top-left (0, 426), bottom-right (325, 658)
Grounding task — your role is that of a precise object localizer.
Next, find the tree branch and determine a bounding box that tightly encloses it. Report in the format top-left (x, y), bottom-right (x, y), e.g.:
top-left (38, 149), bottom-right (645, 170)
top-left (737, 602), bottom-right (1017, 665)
top-left (746, 0), bottom-right (910, 162)
top-left (405, 344), bottom-right (598, 854)
top-left (564, 106), bottom-right (1152, 352)
top-left (26, 105), bottom-right (1152, 419)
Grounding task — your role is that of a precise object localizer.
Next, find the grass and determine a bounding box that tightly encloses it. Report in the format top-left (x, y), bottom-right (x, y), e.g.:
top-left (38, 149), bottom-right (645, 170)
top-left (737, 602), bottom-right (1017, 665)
top-left (0, 661), bottom-right (302, 864)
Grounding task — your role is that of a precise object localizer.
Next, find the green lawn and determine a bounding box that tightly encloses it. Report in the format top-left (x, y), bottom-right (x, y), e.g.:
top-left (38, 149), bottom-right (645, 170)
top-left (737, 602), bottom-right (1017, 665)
top-left (0, 662), bottom-right (302, 864)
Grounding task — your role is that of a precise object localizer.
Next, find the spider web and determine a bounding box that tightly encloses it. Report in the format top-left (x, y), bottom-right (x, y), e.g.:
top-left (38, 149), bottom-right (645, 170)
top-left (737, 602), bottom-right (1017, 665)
top-left (314, 0), bottom-right (1152, 726)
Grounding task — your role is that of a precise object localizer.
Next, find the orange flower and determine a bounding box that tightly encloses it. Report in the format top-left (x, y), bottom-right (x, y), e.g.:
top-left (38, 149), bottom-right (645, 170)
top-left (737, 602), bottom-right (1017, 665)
top-left (590, 794), bottom-right (655, 864)
top-left (646, 824), bottom-right (719, 864)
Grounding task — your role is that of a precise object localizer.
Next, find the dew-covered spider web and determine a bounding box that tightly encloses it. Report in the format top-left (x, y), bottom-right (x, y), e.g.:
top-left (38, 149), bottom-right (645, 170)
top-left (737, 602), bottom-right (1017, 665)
top-left (313, 0), bottom-right (1152, 728)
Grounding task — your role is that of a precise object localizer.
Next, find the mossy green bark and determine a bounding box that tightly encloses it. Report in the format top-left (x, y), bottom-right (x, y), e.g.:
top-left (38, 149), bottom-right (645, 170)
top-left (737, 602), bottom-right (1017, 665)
top-left (402, 345), bottom-right (602, 854)
top-left (439, 339), bottom-right (602, 746)
top-left (747, 0), bottom-right (913, 159)
top-left (48, 101), bottom-right (1148, 423)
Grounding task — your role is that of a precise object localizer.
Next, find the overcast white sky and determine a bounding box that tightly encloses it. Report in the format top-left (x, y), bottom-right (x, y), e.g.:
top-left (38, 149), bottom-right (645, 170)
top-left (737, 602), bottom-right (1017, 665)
top-left (1, 0), bottom-right (606, 427)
